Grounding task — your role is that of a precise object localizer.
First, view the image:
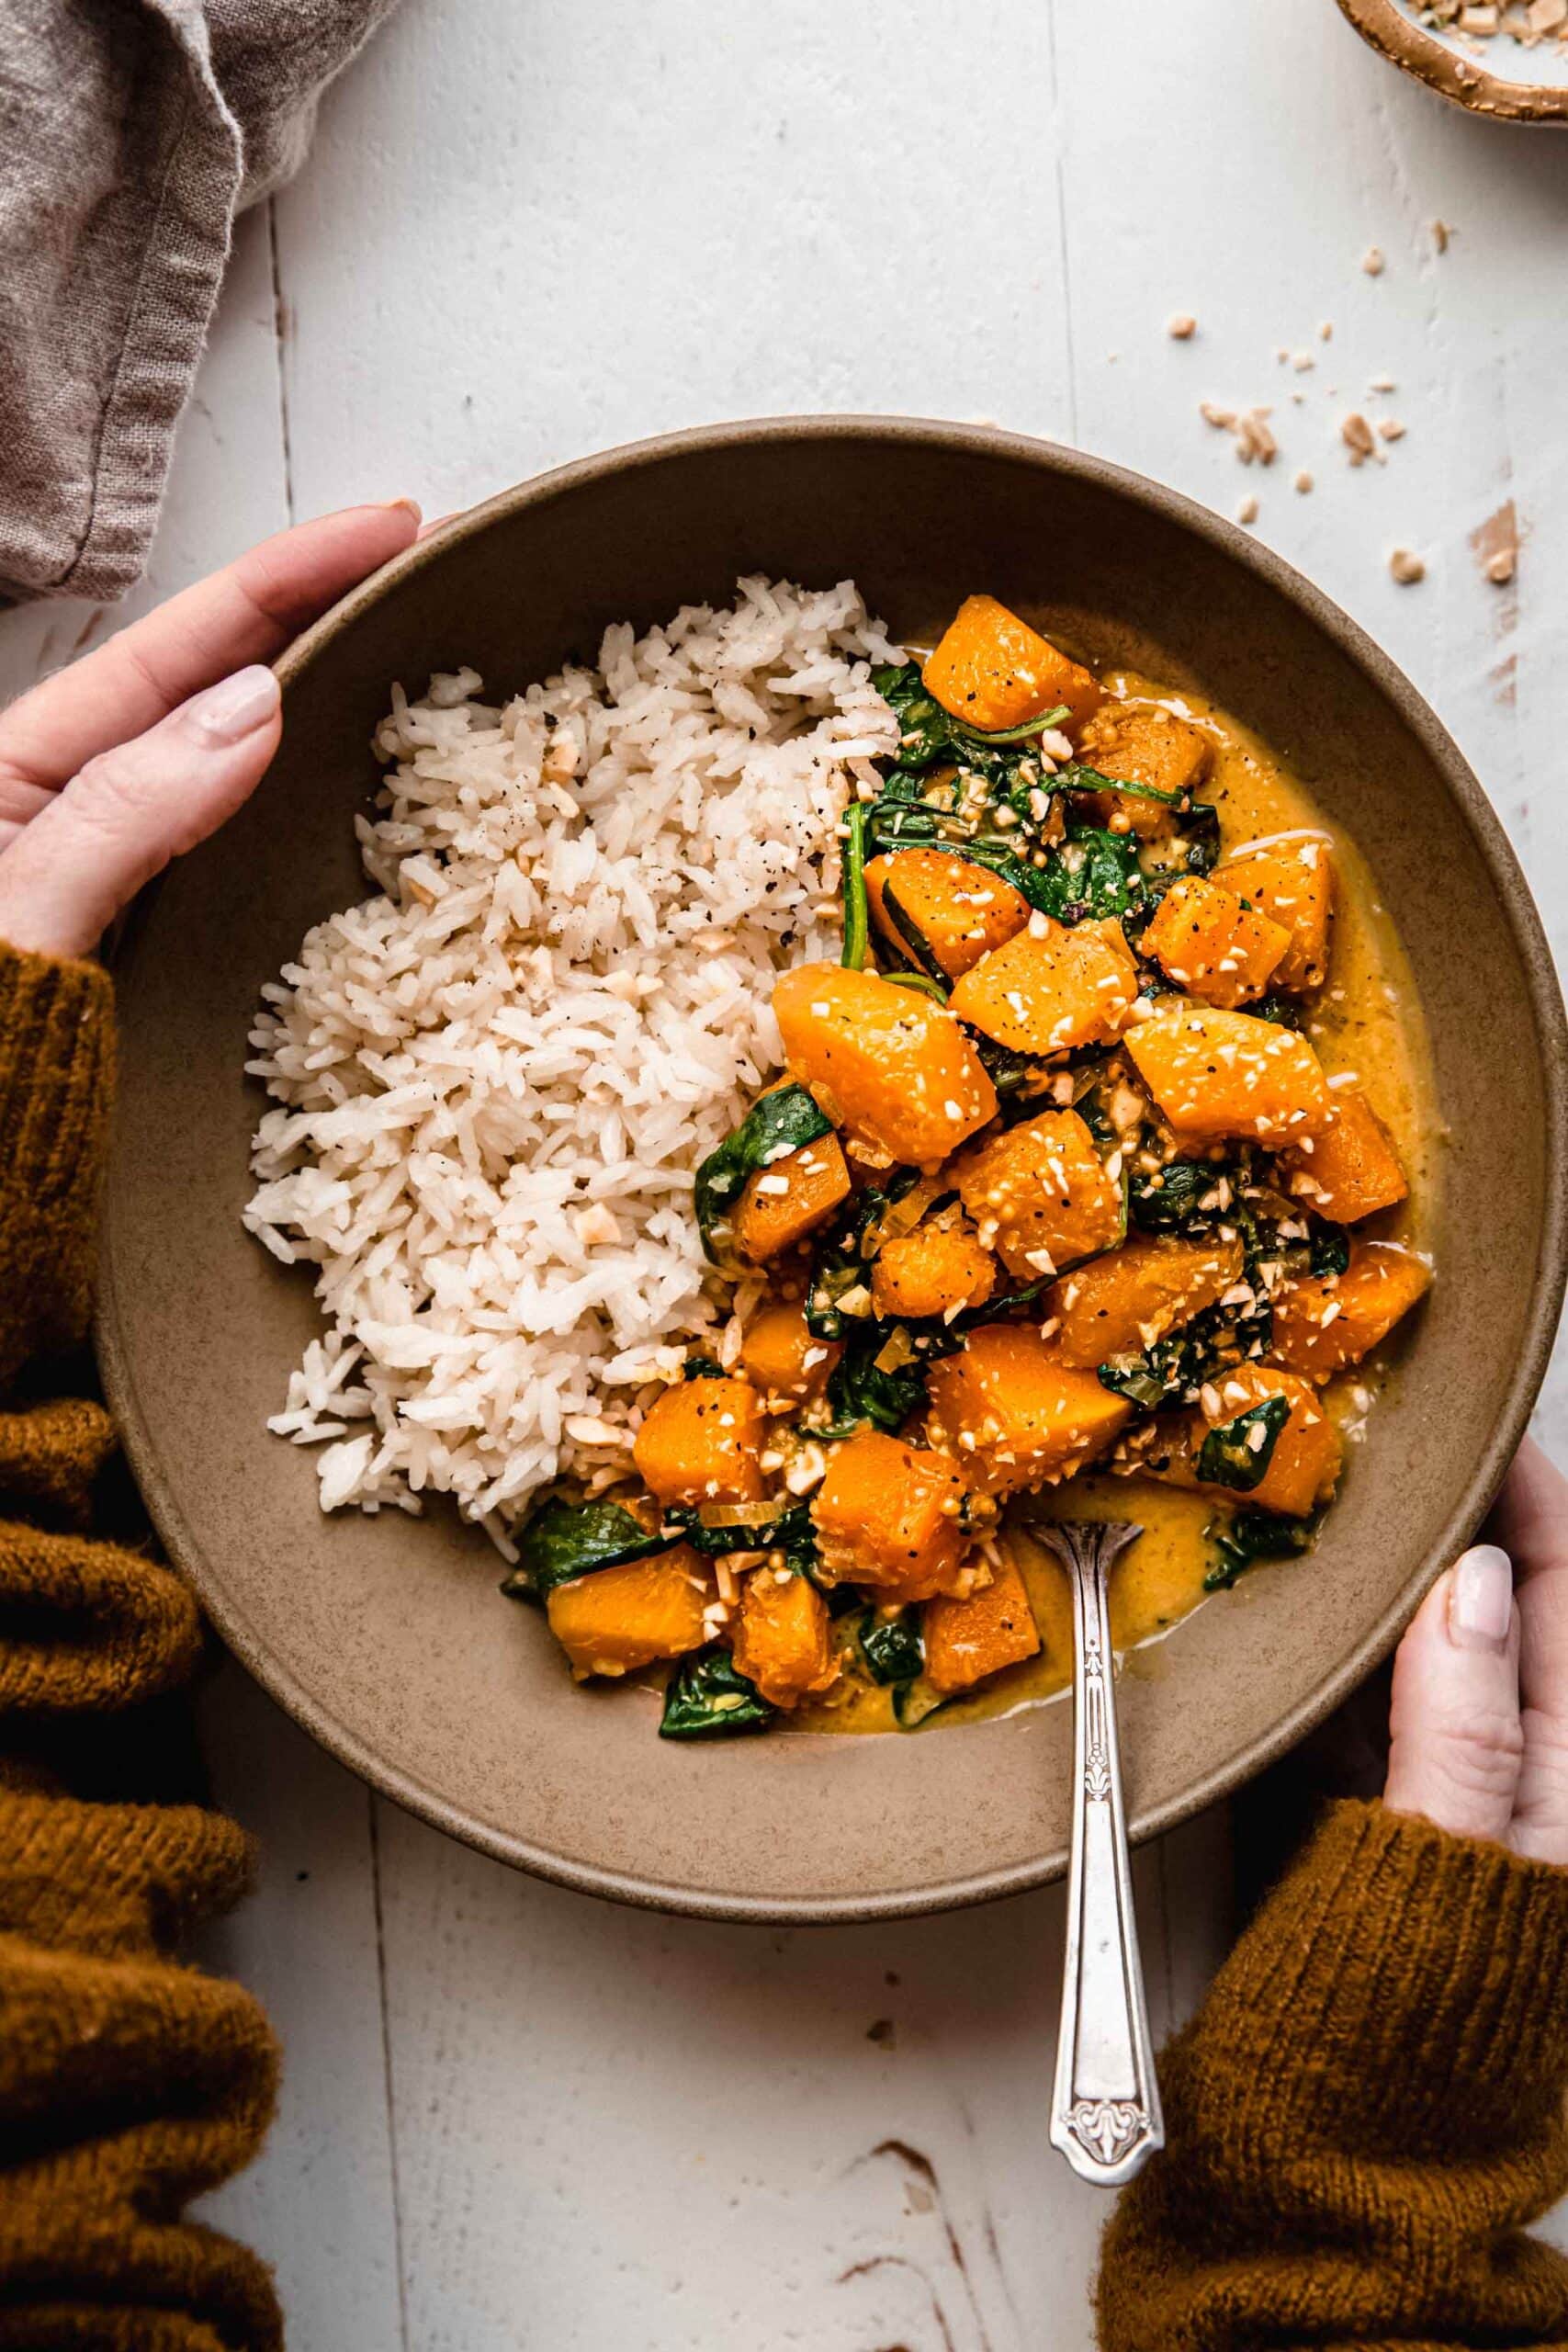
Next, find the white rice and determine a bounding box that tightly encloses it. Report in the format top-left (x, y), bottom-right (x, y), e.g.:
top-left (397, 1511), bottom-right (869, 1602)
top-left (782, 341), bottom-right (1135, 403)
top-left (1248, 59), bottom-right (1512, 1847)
top-left (243, 578), bottom-right (902, 1556)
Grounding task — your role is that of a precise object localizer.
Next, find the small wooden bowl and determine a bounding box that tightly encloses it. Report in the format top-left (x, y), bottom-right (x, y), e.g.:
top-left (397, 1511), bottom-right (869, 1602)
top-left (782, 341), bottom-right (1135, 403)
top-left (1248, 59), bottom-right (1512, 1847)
top-left (98, 419), bottom-right (1568, 1921)
top-left (1337, 0), bottom-right (1568, 122)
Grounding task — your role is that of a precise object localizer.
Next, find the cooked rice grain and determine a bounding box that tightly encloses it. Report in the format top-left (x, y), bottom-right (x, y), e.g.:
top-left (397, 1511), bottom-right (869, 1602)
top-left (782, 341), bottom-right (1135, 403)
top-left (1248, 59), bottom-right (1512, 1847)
top-left (244, 578), bottom-right (901, 1554)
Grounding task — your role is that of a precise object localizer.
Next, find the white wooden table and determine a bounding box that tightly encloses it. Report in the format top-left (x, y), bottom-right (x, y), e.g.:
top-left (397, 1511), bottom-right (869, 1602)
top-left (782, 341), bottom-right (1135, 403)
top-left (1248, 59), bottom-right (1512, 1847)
top-left (6, 4), bottom-right (1568, 2344)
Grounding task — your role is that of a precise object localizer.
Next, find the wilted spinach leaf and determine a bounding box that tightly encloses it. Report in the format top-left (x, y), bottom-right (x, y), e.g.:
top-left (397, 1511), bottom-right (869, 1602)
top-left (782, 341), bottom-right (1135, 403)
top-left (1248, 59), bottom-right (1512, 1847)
top-left (858, 1610), bottom-right (925, 1687)
top-left (682, 1355), bottom-right (726, 1381)
top-left (1054, 758), bottom-right (1191, 810)
top-left (1309, 1222), bottom-right (1351, 1278)
top-left (1099, 1278), bottom-right (1271, 1411)
top-left (1196, 1395), bottom-right (1291, 1492)
top-left (1031, 822), bottom-right (1148, 925)
top-left (659, 1646), bottom-right (774, 1738)
top-left (694, 1082), bottom-right (832, 1270)
top-left (1175, 800), bottom-right (1222, 876)
top-left (893, 1677), bottom-right (949, 1728)
top-left (502, 1498), bottom-right (677, 1600)
top-left (672, 1498), bottom-right (818, 1574)
top-left (822, 1325), bottom-right (931, 1437)
top-left (840, 799), bottom-right (870, 972)
top-left (872, 662), bottom-right (957, 770)
top-left (1128, 1157), bottom-right (1240, 1237)
top-left (1203, 1509), bottom-right (1317, 1592)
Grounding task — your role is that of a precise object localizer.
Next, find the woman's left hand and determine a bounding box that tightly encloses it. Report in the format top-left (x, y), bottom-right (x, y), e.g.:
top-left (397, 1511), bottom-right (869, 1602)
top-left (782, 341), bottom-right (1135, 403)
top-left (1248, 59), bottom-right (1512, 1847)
top-left (1385, 1434), bottom-right (1568, 1864)
top-left (0, 501), bottom-right (421, 959)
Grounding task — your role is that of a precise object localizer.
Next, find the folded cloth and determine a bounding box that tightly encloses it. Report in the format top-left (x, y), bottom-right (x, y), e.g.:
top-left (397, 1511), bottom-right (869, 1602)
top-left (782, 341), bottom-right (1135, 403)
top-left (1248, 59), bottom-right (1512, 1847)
top-left (0, 0), bottom-right (400, 607)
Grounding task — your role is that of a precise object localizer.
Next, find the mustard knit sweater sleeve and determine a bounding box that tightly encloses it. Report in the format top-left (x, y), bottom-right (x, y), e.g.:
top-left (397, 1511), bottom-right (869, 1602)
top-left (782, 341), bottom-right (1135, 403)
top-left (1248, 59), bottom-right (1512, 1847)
top-left (1099, 1797), bottom-right (1568, 2349)
top-left (0, 944), bottom-right (280, 2352)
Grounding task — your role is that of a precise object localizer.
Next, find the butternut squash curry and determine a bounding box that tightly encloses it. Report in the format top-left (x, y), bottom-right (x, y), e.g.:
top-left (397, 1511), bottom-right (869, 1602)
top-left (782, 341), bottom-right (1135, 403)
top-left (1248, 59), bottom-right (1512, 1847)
top-left (503, 594), bottom-right (1433, 1738)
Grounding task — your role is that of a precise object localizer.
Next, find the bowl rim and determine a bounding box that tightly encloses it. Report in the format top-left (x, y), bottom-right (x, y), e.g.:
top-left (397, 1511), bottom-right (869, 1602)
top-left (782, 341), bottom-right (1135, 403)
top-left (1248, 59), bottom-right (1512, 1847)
top-left (98, 413), bottom-right (1568, 1922)
top-left (1337, 0), bottom-right (1568, 121)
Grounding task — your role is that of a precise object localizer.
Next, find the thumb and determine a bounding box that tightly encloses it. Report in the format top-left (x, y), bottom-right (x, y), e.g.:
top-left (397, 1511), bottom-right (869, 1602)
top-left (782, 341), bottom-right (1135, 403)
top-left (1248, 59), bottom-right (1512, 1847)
top-left (0, 664), bottom-right (282, 959)
top-left (1384, 1544), bottom-right (1523, 1845)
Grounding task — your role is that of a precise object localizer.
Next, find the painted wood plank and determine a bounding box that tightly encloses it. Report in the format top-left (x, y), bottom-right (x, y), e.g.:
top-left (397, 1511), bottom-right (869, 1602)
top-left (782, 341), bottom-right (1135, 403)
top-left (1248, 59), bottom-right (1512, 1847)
top-left (372, 1797), bottom-right (1225, 2352)
top-left (269, 0), bottom-right (1076, 520)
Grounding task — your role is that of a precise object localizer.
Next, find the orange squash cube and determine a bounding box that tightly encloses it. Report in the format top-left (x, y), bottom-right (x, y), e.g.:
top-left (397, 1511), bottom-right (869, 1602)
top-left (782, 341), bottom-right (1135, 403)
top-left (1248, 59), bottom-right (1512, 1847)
top-left (953, 1107), bottom-right (1124, 1281)
top-left (739, 1297), bottom-right (841, 1404)
top-left (632, 1376), bottom-right (766, 1509)
top-left (923, 1544), bottom-right (1042, 1695)
top-left (950, 916), bottom-right (1138, 1057)
top-left (1074, 702), bottom-right (1212, 839)
top-left (773, 965), bottom-right (997, 1168)
top-left (547, 1545), bottom-right (714, 1679)
top-left (731, 1568), bottom-right (838, 1710)
top-left (1192, 1364), bottom-right (1342, 1517)
top-left (1124, 1004), bottom-right (1336, 1148)
top-left (1141, 876), bottom-right (1292, 1009)
top-left (871, 1216), bottom-right (997, 1322)
top-left (1045, 1233), bottom-right (1246, 1368)
top-left (1280, 1088), bottom-right (1407, 1224)
top-left (732, 1128), bottom-right (851, 1264)
top-left (1218, 835), bottom-right (1336, 991)
top-left (1269, 1240), bottom-right (1431, 1382)
top-left (925, 1322), bottom-right (1133, 1494)
top-left (921, 594), bottom-right (1104, 735)
top-left (811, 1430), bottom-right (975, 1602)
top-left (866, 848), bottom-right (1031, 980)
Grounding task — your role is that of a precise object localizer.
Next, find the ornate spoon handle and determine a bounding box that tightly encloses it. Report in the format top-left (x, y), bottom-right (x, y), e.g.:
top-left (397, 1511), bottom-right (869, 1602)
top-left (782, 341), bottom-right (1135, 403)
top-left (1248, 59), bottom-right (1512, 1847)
top-left (1038, 1520), bottom-right (1164, 2188)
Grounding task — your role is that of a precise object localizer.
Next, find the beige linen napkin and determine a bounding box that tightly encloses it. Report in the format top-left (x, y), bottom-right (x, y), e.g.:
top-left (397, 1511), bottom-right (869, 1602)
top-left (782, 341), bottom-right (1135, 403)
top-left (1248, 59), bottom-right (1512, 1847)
top-left (0, 0), bottom-right (400, 605)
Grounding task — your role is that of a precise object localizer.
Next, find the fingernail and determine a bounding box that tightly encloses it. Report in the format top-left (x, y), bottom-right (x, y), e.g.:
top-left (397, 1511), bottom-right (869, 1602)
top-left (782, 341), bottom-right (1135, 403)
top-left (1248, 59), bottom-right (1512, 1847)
top-left (376, 496), bottom-right (423, 524)
top-left (183, 665), bottom-right (281, 744)
top-left (1450, 1544), bottom-right (1515, 1651)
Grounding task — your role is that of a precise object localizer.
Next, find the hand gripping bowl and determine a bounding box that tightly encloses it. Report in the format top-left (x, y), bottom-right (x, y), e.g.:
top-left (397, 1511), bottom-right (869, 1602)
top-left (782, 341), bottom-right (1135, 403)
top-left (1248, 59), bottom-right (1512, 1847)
top-left (97, 419), bottom-right (1568, 1922)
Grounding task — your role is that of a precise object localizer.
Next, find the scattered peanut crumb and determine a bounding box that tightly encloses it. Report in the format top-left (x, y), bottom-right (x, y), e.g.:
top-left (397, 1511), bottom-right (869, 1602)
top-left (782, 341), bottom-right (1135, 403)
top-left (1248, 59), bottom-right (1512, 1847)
top-left (1431, 220), bottom-right (1451, 253)
top-left (1377, 417), bottom-right (1407, 442)
top-left (1341, 412), bottom-right (1378, 467)
top-left (1168, 312), bottom-right (1197, 340)
top-left (1319, 321), bottom-right (1334, 341)
top-left (1235, 409), bottom-right (1277, 464)
top-left (1292, 351), bottom-right (1315, 372)
top-left (1200, 401), bottom-right (1277, 465)
top-left (1236, 493), bottom-right (1259, 526)
top-left (1369, 373), bottom-right (1397, 392)
top-left (1294, 470), bottom-right (1314, 494)
top-left (1485, 548), bottom-right (1517, 584)
top-left (1361, 246), bottom-right (1386, 277)
top-left (1389, 548), bottom-right (1427, 584)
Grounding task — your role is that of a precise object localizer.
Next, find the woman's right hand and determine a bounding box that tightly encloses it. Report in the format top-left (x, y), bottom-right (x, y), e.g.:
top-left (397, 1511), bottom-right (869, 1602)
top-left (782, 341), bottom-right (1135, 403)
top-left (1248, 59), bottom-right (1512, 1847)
top-left (0, 501), bottom-right (421, 960)
top-left (1385, 1435), bottom-right (1568, 1864)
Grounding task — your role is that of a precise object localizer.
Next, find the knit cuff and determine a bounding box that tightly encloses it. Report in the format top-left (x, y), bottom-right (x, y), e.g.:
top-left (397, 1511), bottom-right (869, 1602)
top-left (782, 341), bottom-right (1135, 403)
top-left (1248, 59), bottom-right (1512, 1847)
top-left (0, 946), bottom-right (115, 1387)
top-left (0, 947), bottom-right (113, 1208)
top-left (1221, 1799), bottom-right (1568, 2156)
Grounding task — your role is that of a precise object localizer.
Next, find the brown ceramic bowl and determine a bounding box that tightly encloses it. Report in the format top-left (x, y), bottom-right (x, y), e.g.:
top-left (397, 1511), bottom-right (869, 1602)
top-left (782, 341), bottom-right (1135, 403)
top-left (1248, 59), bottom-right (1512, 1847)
top-left (1337, 0), bottom-right (1568, 122)
top-left (98, 419), bottom-right (1568, 1922)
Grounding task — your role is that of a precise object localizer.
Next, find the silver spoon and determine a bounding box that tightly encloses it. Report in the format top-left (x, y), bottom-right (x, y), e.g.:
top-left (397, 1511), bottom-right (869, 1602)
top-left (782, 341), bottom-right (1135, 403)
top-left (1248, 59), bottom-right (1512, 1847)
top-left (1034, 1519), bottom-right (1164, 2188)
